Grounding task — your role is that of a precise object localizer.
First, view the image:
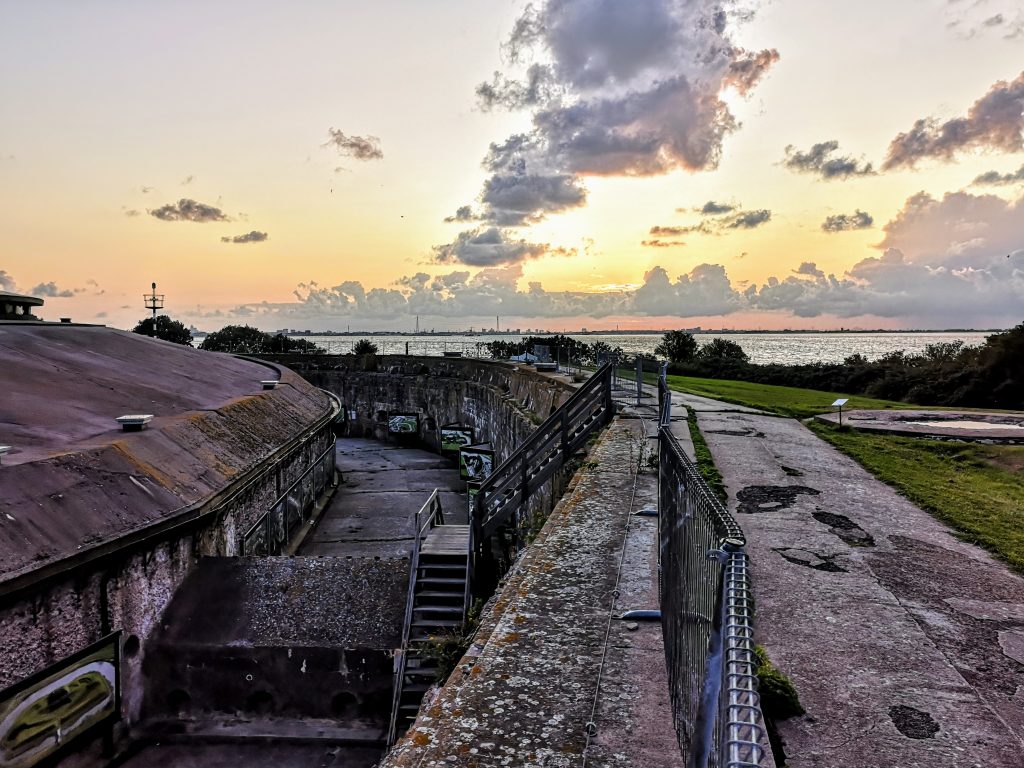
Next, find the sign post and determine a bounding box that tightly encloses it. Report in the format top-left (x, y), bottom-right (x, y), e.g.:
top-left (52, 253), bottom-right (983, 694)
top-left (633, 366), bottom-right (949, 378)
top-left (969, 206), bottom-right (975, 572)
top-left (831, 398), bottom-right (849, 426)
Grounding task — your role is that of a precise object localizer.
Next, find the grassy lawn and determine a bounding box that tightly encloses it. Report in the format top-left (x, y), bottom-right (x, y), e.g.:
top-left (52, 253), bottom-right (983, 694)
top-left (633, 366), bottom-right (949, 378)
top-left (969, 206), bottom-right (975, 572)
top-left (659, 373), bottom-right (912, 419)
top-left (654, 371), bottom-right (1024, 573)
top-left (809, 423), bottom-right (1024, 573)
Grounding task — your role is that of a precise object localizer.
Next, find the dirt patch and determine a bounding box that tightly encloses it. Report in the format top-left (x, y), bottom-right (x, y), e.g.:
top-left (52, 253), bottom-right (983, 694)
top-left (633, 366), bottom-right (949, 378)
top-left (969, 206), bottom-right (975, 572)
top-left (888, 705), bottom-right (939, 739)
top-left (736, 485), bottom-right (820, 515)
top-left (812, 510), bottom-right (875, 548)
top-left (978, 446), bottom-right (1024, 475)
top-left (772, 547), bottom-right (846, 573)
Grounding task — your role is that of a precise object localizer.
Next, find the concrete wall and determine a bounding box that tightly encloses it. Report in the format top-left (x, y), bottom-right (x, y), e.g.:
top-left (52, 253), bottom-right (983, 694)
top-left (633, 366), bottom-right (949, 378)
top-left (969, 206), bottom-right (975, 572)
top-left (0, 421), bottom-right (337, 742)
top-left (286, 355), bottom-right (578, 533)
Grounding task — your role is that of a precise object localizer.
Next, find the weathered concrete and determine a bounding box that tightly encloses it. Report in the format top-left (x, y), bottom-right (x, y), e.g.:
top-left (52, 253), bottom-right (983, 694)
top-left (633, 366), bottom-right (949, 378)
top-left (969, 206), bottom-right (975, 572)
top-left (816, 408), bottom-right (1024, 442)
top-left (696, 407), bottom-right (1024, 767)
top-left (381, 415), bottom-right (682, 768)
top-left (299, 438), bottom-right (466, 558)
top-left (119, 743), bottom-right (382, 768)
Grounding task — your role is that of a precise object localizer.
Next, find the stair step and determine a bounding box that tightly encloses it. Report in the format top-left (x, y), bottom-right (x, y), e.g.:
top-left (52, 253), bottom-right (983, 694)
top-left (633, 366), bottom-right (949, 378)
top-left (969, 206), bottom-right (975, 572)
top-left (411, 619), bottom-right (461, 628)
top-left (414, 605), bottom-right (463, 614)
top-left (418, 562), bottom-right (466, 571)
top-left (414, 590), bottom-right (465, 598)
top-left (416, 577), bottom-right (466, 585)
top-left (402, 684), bottom-right (431, 694)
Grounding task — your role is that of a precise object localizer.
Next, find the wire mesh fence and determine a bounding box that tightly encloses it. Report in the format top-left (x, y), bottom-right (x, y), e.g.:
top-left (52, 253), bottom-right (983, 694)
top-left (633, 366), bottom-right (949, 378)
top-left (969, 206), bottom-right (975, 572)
top-left (658, 394), bottom-right (769, 766)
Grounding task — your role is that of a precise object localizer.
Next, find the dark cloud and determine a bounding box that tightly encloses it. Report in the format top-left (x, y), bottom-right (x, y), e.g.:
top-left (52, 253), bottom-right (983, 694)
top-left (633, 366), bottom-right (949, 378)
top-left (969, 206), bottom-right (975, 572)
top-left (324, 129), bottom-right (384, 161)
top-left (182, 174), bottom-right (194, 185)
top-left (725, 209), bottom-right (771, 229)
top-left (221, 230), bottom-right (269, 244)
top-left (641, 239), bottom-right (685, 248)
top-left (883, 71), bottom-right (1024, 169)
top-left (972, 163), bottom-right (1024, 185)
top-left (30, 282), bottom-right (74, 298)
top-left (724, 48), bottom-right (781, 95)
top-left (140, 186), bottom-right (153, 194)
top-left (477, 64), bottom-right (558, 111)
top-left (794, 262), bottom-right (825, 279)
top-left (478, 173), bottom-right (587, 226)
top-left (433, 227), bottom-right (568, 267)
top-left (444, 205), bottom-right (476, 223)
top-left (821, 210), bottom-right (874, 233)
top-left (149, 198), bottom-right (230, 222)
top-left (695, 200), bottom-right (735, 215)
top-left (123, 208), bottom-right (141, 217)
top-left (782, 141), bottom-right (875, 180)
top-left (649, 225), bottom-right (687, 237)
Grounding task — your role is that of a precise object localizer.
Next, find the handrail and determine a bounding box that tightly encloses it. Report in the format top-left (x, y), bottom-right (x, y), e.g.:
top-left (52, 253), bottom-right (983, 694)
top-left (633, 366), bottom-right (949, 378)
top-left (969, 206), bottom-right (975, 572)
top-left (473, 363), bottom-right (614, 546)
top-left (387, 490), bottom-right (443, 745)
top-left (657, 364), bottom-right (767, 766)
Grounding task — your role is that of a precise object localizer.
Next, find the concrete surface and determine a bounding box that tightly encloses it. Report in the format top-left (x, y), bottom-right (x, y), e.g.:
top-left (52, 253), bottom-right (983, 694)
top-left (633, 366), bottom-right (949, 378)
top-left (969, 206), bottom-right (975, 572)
top-left (696, 406), bottom-right (1024, 767)
top-left (299, 439), bottom-right (466, 558)
top-left (816, 408), bottom-right (1024, 442)
top-left (118, 743), bottom-right (382, 768)
top-left (382, 413), bottom-right (682, 768)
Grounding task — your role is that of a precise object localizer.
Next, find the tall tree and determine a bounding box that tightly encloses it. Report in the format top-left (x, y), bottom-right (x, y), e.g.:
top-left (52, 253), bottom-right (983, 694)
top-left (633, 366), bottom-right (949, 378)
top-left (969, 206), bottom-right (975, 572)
top-left (655, 330), bottom-right (698, 363)
top-left (132, 315), bottom-right (193, 345)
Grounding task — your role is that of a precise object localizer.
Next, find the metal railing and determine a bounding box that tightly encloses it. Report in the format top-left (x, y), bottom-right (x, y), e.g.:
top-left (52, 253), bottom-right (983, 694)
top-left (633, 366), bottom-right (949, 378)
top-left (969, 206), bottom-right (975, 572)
top-left (658, 377), bottom-right (768, 766)
top-left (472, 363), bottom-right (615, 561)
top-left (241, 441), bottom-right (337, 555)
top-left (387, 490), bottom-right (445, 746)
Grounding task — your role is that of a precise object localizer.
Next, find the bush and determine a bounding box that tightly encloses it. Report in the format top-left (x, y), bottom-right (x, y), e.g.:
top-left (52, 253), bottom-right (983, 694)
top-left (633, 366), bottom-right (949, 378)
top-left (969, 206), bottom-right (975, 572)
top-left (352, 339), bottom-right (379, 355)
top-left (199, 325), bottom-right (322, 354)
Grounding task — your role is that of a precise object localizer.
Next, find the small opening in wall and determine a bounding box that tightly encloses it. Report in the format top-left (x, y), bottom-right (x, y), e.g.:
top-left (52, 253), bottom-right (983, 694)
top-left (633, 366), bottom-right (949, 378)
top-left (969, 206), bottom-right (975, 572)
top-left (331, 691), bottom-right (359, 718)
top-left (375, 410), bottom-right (388, 423)
top-left (123, 635), bottom-right (141, 658)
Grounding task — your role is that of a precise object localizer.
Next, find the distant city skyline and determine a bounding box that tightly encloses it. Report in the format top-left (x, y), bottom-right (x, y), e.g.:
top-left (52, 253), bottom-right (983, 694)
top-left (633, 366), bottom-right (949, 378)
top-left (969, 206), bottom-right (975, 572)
top-left (1, 0), bottom-right (1022, 331)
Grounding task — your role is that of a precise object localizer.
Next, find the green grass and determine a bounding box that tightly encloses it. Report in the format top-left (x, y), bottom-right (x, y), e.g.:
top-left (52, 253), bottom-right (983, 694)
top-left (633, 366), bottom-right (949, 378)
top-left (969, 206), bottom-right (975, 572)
top-left (809, 422), bottom-right (1024, 573)
top-left (659, 371), bottom-right (1024, 573)
top-left (661, 374), bottom-right (910, 419)
top-left (685, 407), bottom-right (727, 503)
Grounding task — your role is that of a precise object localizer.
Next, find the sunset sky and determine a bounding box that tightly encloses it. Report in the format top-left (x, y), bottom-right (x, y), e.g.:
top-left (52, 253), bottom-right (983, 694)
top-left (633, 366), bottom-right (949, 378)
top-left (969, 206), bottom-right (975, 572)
top-left (1, 0), bottom-right (1022, 331)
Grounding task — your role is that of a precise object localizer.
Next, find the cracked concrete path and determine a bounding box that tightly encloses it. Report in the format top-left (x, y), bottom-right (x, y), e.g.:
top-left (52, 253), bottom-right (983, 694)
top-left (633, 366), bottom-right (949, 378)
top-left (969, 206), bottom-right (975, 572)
top-left (299, 438), bottom-right (465, 558)
top-left (696, 407), bottom-right (1024, 767)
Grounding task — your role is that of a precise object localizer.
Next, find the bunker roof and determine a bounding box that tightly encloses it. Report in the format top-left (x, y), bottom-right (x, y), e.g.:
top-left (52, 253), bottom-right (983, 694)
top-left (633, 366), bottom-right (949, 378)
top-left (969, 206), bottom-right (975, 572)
top-left (0, 323), bottom-right (333, 587)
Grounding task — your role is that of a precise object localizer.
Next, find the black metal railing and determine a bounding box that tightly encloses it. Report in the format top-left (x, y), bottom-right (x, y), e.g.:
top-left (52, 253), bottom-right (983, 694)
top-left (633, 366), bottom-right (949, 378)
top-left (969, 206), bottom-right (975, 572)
top-left (658, 378), bottom-right (768, 766)
top-left (472, 363), bottom-right (614, 561)
top-left (387, 490), bottom-right (446, 746)
top-left (241, 440), bottom-right (337, 555)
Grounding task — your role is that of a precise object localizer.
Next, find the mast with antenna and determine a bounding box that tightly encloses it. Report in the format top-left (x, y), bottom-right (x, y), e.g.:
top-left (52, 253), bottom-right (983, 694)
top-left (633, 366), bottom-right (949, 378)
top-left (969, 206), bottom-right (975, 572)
top-left (143, 282), bottom-right (164, 337)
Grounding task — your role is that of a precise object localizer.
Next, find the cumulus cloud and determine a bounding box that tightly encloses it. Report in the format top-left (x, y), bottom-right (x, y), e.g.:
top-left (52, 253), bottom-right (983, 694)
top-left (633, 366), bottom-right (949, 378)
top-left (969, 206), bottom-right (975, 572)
top-left (794, 262), bottom-right (825, 279)
top-left (972, 163), bottom-right (1024, 185)
top-left (0, 270), bottom-right (17, 292)
top-left (883, 71), bottom-right (1024, 169)
top-left (444, 205), bottom-right (475, 223)
top-left (725, 209), bottom-right (771, 229)
top-left (221, 230), bottom-right (269, 244)
top-left (149, 198), bottom-right (230, 222)
top-left (782, 141), bottom-right (875, 180)
top-left (433, 227), bottom-right (570, 267)
top-left (324, 129), bottom-right (384, 160)
top-left (30, 282), bottom-right (74, 298)
top-left (822, 210), bottom-right (874, 233)
top-left (441, 0), bottom-right (779, 253)
top-left (694, 201), bottom-right (735, 215)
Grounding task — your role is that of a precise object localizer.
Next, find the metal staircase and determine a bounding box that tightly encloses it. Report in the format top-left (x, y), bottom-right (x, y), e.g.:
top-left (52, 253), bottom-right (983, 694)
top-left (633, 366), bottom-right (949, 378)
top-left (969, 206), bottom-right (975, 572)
top-left (388, 493), bottom-right (471, 745)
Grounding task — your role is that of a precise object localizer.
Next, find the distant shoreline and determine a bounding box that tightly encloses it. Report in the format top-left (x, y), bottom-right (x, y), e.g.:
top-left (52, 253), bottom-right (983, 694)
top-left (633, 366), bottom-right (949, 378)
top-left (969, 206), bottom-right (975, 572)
top-left (201, 328), bottom-right (1003, 338)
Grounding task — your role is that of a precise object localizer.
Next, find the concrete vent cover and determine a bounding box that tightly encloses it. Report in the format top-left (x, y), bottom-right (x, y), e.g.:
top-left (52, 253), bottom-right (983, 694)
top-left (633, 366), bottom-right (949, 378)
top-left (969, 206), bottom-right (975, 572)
top-left (0, 446), bottom-right (10, 464)
top-left (260, 380), bottom-right (279, 390)
top-left (116, 414), bottom-right (154, 432)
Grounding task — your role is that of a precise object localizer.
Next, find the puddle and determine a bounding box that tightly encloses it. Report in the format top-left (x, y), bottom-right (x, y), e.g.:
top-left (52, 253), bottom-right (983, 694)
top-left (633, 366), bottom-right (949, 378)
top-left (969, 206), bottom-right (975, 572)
top-left (907, 420), bottom-right (1024, 431)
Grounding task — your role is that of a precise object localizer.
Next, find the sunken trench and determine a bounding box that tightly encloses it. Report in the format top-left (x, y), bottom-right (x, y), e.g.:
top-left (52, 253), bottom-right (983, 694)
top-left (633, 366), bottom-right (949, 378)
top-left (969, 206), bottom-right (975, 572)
top-left (131, 356), bottom-right (588, 766)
